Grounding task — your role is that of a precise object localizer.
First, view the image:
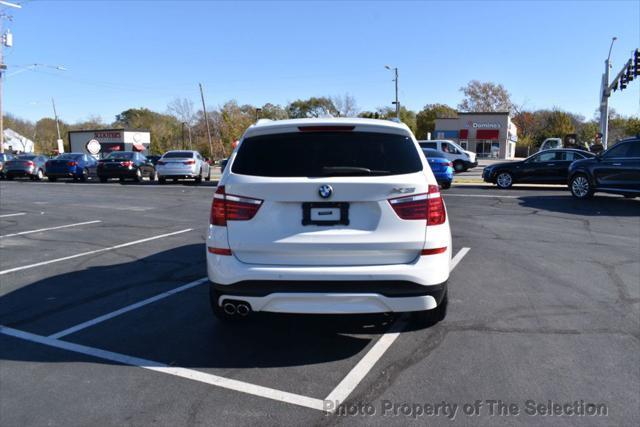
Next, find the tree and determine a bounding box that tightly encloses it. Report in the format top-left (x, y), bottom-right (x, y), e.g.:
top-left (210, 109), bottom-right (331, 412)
top-left (415, 104), bottom-right (457, 139)
top-left (259, 103), bottom-right (288, 120)
top-left (376, 106), bottom-right (417, 133)
top-left (625, 117), bottom-right (640, 137)
top-left (167, 98), bottom-right (196, 126)
top-left (287, 97), bottom-right (338, 118)
top-left (458, 80), bottom-right (514, 112)
top-left (331, 94), bottom-right (359, 117)
top-left (114, 108), bottom-right (181, 154)
top-left (34, 118), bottom-right (67, 153)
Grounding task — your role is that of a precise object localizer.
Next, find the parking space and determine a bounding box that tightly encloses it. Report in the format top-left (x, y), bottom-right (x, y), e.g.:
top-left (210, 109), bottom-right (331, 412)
top-left (1, 181), bottom-right (638, 425)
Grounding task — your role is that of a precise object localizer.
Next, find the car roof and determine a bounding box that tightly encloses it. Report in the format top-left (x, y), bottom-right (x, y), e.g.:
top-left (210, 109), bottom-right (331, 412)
top-left (245, 117), bottom-right (412, 137)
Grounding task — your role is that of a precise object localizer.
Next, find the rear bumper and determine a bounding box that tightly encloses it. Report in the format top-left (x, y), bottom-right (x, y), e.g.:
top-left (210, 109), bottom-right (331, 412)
top-left (46, 171), bottom-right (78, 178)
top-left (158, 173), bottom-right (199, 179)
top-left (5, 169), bottom-right (35, 177)
top-left (97, 169), bottom-right (136, 178)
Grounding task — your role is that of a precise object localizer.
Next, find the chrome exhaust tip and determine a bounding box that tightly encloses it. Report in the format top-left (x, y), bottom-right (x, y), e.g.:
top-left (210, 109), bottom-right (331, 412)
top-left (223, 302), bottom-right (237, 315)
top-left (236, 303), bottom-right (251, 316)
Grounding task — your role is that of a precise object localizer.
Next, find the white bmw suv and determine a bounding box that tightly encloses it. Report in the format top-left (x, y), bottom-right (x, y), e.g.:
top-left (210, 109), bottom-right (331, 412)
top-left (207, 118), bottom-right (452, 324)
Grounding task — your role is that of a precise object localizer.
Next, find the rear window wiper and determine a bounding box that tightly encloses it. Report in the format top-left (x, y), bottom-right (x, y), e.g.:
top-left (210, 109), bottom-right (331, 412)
top-left (318, 166), bottom-right (392, 176)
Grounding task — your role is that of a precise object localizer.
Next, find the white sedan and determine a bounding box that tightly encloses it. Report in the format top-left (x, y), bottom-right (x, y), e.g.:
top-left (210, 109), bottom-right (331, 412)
top-left (156, 150), bottom-right (211, 184)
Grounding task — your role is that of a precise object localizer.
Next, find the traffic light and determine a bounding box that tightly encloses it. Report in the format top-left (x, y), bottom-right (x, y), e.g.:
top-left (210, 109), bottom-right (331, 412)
top-left (634, 49), bottom-right (640, 78)
top-left (619, 74), bottom-right (628, 90)
top-left (627, 63), bottom-right (634, 81)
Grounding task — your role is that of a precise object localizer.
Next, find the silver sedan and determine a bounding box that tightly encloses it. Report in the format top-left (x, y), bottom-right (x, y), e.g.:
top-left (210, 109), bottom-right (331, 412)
top-left (156, 150), bottom-right (211, 184)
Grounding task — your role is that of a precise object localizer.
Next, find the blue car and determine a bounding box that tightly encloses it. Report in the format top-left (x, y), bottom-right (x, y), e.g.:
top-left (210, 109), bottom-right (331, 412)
top-left (423, 148), bottom-right (454, 189)
top-left (45, 153), bottom-right (98, 182)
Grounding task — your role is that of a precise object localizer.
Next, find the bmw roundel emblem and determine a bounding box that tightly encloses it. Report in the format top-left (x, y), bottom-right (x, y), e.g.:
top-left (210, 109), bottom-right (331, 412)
top-left (318, 184), bottom-right (333, 199)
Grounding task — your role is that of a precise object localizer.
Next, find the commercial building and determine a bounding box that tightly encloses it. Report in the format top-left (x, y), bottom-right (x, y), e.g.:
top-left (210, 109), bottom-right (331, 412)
top-left (433, 112), bottom-right (518, 159)
top-left (68, 129), bottom-right (151, 158)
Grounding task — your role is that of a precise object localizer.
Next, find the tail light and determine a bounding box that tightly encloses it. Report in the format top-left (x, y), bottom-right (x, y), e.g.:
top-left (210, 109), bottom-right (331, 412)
top-left (447, 162), bottom-right (453, 167)
top-left (157, 160), bottom-right (166, 165)
top-left (388, 185), bottom-right (446, 225)
top-left (120, 161), bottom-right (134, 167)
top-left (210, 186), bottom-right (262, 226)
top-left (67, 161), bottom-right (77, 166)
top-left (25, 161), bottom-right (35, 167)
top-left (183, 159), bottom-right (196, 165)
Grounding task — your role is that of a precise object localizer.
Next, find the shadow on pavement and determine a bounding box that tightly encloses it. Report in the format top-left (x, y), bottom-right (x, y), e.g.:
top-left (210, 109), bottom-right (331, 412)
top-left (518, 194), bottom-right (640, 217)
top-left (0, 244), bottom-right (402, 369)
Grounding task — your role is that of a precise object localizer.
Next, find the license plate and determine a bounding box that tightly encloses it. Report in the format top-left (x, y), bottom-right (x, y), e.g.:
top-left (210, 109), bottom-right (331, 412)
top-left (302, 202), bottom-right (349, 226)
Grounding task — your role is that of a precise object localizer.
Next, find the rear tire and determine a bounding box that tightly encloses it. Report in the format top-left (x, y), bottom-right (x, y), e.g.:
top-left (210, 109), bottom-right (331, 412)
top-left (569, 174), bottom-right (594, 199)
top-left (133, 168), bottom-right (142, 182)
top-left (495, 171), bottom-right (513, 189)
top-left (99, 177), bottom-right (108, 183)
top-left (195, 170), bottom-right (203, 184)
top-left (159, 177), bottom-right (166, 185)
top-left (35, 169), bottom-right (44, 181)
top-left (453, 161), bottom-right (465, 173)
top-left (48, 177), bottom-right (57, 182)
top-left (411, 291), bottom-right (448, 328)
top-left (80, 168), bottom-right (88, 182)
top-left (205, 169), bottom-right (211, 181)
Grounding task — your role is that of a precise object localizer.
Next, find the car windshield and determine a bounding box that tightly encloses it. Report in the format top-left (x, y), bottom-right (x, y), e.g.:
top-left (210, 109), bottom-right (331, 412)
top-left (232, 131), bottom-right (423, 177)
top-left (56, 153), bottom-right (83, 160)
top-left (162, 151), bottom-right (194, 158)
top-left (106, 152), bottom-right (135, 160)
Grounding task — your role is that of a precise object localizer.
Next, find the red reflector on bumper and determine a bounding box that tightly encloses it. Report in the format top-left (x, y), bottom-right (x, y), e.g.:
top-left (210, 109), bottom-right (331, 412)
top-left (208, 247), bottom-right (232, 256)
top-left (421, 247), bottom-right (447, 255)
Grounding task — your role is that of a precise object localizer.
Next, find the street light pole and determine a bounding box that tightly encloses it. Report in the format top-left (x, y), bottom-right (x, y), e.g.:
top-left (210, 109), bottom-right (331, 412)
top-left (385, 65), bottom-right (400, 121)
top-left (600, 36), bottom-right (617, 149)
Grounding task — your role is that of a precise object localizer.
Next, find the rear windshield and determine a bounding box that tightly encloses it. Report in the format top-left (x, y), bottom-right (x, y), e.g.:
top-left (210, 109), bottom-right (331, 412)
top-left (423, 149), bottom-right (446, 158)
top-left (162, 151), bottom-right (194, 159)
top-left (17, 155), bottom-right (36, 160)
top-left (106, 152), bottom-right (135, 160)
top-left (232, 131), bottom-right (422, 177)
top-left (56, 153), bottom-right (82, 160)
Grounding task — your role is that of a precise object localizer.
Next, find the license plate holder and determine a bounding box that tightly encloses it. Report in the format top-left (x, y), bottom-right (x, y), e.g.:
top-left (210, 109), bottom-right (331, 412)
top-left (302, 202), bottom-right (350, 226)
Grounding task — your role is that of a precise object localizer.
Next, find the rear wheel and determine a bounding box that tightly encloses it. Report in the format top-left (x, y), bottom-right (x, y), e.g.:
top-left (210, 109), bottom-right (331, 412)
top-left (99, 177), bottom-right (107, 183)
top-left (495, 171), bottom-right (513, 189)
top-left (569, 174), bottom-right (594, 199)
top-left (411, 291), bottom-right (448, 328)
top-left (150, 170), bottom-right (158, 182)
top-left (119, 177), bottom-right (125, 183)
top-left (205, 168), bottom-right (211, 181)
top-left (133, 168), bottom-right (142, 182)
top-left (195, 170), bottom-right (203, 184)
top-left (453, 160), bottom-right (465, 173)
top-left (35, 169), bottom-right (44, 181)
top-left (159, 177), bottom-right (166, 185)
top-left (48, 177), bottom-right (57, 182)
top-left (80, 168), bottom-right (89, 182)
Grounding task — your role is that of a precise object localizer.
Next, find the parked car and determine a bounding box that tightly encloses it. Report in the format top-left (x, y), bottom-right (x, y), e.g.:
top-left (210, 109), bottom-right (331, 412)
top-left (0, 152), bottom-right (15, 179)
top-left (45, 153), bottom-right (98, 182)
top-left (146, 155), bottom-right (161, 166)
top-left (423, 148), bottom-right (454, 189)
top-left (568, 137), bottom-right (640, 199)
top-left (219, 158), bottom-right (229, 173)
top-left (483, 149), bottom-right (595, 189)
top-left (418, 140), bottom-right (477, 172)
top-left (97, 151), bottom-right (157, 183)
top-left (207, 118), bottom-right (451, 325)
top-left (156, 150), bottom-right (211, 184)
top-left (3, 154), bottom-right (48, 181)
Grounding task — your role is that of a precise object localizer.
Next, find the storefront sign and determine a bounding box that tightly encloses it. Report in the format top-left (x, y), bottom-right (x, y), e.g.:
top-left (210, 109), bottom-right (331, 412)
top-left (469, 121), bottom-right (501, 129)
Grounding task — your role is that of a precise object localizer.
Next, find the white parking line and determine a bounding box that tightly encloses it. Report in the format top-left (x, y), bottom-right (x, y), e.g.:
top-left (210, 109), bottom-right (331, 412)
top-left (49, 277), bottom-right (208, 339)
top-left (0, 229), bottom-right (193, 276)
top-left (0, 212), bottom-right (26, 218)
top-left (0, 220), bottom-right (102, 238)
top-left (0, 326), bottom-right (326, 411)
top-left (3, 246), bottom-right (471, 412)
top-left (322, 247), bottom-right (471, 408)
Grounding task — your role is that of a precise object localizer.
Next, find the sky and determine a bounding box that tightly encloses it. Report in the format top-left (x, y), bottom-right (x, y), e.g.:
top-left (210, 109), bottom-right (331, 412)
top-left (3, 0), bottom-right (640, 124)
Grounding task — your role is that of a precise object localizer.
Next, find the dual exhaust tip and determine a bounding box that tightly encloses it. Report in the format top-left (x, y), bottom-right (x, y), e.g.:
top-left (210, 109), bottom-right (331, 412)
top-left (222, 300), bottom-right (251, 316)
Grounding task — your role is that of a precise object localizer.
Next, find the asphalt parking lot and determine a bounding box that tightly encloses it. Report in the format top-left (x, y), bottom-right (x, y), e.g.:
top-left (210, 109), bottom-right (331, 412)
top-left (1, 179), bottom-right (638, 426)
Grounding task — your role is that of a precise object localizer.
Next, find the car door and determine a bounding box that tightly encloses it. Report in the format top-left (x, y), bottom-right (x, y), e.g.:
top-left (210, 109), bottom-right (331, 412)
top-left (626, 141), bottom-right (640, 190)
top-left (548, 150), bottom-right (576, 183)
top-left (595, 142), bottom-right (633, 189)
top-left (520, 151), bottom-right (559, 183)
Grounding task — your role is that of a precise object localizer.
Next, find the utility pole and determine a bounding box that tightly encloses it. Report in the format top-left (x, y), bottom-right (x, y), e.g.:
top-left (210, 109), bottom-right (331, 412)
top-left (199, 83), bottom-right (224, 158)
top-left (0, 2), bottom-right (21, 153)
top-left (385, 65), bottom-right (400, 120)
top-left (187, 124), bottom-right (193, 150)
top-left (599, 37), bottom-right (617, 149)
top-left (181, 122), bottom-right (186, 149)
